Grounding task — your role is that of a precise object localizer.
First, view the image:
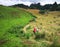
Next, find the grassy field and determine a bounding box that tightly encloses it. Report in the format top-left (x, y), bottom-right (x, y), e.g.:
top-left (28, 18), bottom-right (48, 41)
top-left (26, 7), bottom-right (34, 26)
top-left (23, 9), bottom-right (60, 47)
top-left (0, 6), bottom-right (60, 47)
top-left (26, 9), bottom-right (60, 33)
top-left (0, 6), bottom-right (35, 47)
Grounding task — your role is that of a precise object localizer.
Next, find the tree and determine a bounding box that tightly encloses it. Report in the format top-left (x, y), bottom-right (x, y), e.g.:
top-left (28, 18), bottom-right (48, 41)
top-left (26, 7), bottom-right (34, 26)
top-left (12, 4), bottom-right (29, 9)
top-left (30, 3), bottom-right (42, 9)
top-left (56, 4), bottom-right (60, 11)
top-left (43, 4), bottom-right (52, 10)
top-left (50, 2), bottom-right (58, 11)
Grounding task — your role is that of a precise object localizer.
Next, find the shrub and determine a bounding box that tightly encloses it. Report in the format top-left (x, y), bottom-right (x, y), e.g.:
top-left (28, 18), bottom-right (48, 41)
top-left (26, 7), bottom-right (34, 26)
top-left (50, 21), bottom-right (52, 23)
top-left (30, 13), bottom-right (37, 18)
top-left (40, 42), bottom-right (50, 47)
top-left (8, 25), bottom-right (25, 38)
top-left (40, 23), bottom-right (42, 25)
top-left (57, 28), bottom-right (60, 31)
top-left (24, 32), bottom-right (32, 39)
top-left (8, 25), bottom-right (23, 34)
top-left (35, 32), bottom-right (45, 40)
top-left (39, 10), bottom-right (46, 14)
top-left (53, 16), bottom-right (56, 18)
top-left (29, 18), bottom-right (36, 22)
top-left (50, 37), bottom-right (60, 47)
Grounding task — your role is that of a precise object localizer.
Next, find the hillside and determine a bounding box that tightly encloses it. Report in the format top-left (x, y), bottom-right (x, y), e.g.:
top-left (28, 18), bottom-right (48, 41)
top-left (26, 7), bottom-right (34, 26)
top-left (0, 6), bottom-right (60, 47)
top-left (0, 6), bottom-right (35, 47)
top-left (23, 9), bottom-right (60, 47)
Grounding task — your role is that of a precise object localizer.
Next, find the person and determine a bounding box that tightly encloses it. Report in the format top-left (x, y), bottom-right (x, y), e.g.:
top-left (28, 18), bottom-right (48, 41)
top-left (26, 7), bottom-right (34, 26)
top-left (33, 27), bottom-right (36, 34)
top-left (33, 26), bottom-right (39, 34)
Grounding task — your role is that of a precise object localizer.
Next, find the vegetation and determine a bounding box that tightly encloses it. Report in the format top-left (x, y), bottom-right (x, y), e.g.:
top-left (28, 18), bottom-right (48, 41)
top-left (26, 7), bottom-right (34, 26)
top-left (39, 10), bottom-right (47, 14)
top-left (0, 6), bottom-right (35, 47)
top-left (0, 2), bottom-right (60, 47)
top-left (35, 32), bottom-right (45, 40)
top-left (12, 2), bottom-right (60, 11)
top-left (26, 9), bottom-right (60, 47)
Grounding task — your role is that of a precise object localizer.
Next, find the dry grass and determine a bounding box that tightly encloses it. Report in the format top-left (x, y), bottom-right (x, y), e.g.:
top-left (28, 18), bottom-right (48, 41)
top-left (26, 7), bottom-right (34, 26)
top-left (23, 9), bottom-right (60, 46)
top-left (26, 9), bottom-right (60, 33)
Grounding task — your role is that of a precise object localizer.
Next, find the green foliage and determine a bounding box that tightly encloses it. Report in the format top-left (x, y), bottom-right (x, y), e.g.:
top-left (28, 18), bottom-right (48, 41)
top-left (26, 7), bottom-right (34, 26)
top-left (39, 10), bottom-right (46, 14)
top-left (35, 32), bottom-right (45, 40)
top-left (8, 25), bottom-right (25, 38)
top-left (8, 25), bottom-right (23, 34)
top-left (0, 6), bottom-right (34, 33)
top-left (0, 5), bottom-right (60, 47)
top-left (50, 36), bottom-right (60, 47)
top-left (24, 32), bottom-right (32, 39)
top-left (0, 6), bottom-right (35, 47)
top-left (50, 2), bottom-right (58, 11)
top-left (39, 42), bottom-right (50, 47)
top-left (40, 23), bottom-right (42, 25)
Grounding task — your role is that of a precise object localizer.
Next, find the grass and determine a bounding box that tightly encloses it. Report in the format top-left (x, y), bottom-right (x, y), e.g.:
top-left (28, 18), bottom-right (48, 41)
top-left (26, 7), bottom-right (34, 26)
top-left (24, 9), bottom-right (60, 47)
top-left (26, 9), bottom-right (60, 33)
top-left (0, 6), bottom-right (35, 47)
top-left (0, 6), bottom-right (60, 47)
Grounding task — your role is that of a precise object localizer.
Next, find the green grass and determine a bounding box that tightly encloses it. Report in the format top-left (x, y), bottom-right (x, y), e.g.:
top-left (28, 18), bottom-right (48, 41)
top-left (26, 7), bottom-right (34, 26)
top-left (0, 6), bottom-right (35, 47)
top-left (0, 6), bottom-right (60, 47)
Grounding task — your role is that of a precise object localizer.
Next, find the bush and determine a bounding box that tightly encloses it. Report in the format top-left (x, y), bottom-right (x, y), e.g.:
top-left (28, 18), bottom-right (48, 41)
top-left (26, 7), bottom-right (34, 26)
top-left (29, 18), bottom-right (36, 22)
top-left (8, 25), bottom-right (23, 34)
top-left (50, 38), bottom-right (60, 47)
top-left (24, 32), bottom-right (32, 39)
top-left (40, 23), bottom-right (42, 25)
top-left (40, 42), bottom-right (50, 47)
top-left (39, 10), bottom-right (46, 14)
top-left (35, 32), bottom-right (45, 40)
top-left (8, 25), bottom-right (25, 37)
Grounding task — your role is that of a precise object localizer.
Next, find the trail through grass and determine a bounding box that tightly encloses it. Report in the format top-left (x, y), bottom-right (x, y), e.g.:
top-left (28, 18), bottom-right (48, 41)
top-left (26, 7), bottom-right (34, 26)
top-left (23, 9), bottom-right (60, 47)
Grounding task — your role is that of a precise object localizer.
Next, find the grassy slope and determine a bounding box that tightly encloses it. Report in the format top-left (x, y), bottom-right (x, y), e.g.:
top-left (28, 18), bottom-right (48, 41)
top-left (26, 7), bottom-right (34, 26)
top-left (0, 6), bottom-right (60, 47)
top-left (0, 6), bottom-right (34, 47)
top-left (26, 9), bottom-right (60, 33)
top-left (24, 9), bottom-right (60, 46)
